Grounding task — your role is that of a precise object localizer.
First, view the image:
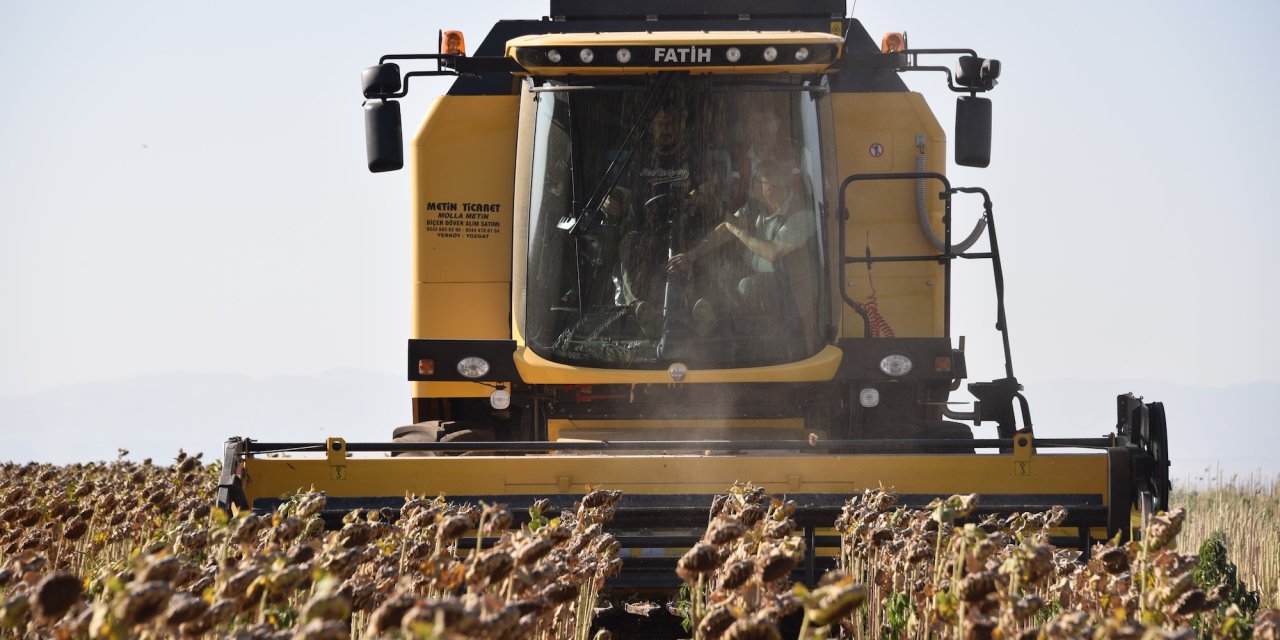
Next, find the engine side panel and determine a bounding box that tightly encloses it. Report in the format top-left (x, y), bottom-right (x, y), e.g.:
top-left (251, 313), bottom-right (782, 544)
top-left (411, 95), bottom-right (519, 400)
top-left (830, 91), bottom-right (947, 339)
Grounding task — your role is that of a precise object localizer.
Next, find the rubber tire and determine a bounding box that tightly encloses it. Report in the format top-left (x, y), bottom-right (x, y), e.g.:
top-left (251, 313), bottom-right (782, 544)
top-left (391, 422), bottom-right (442, 457)
top-left (844, 419), bottom-right (974, 453)
top-left (440, 427), bottom-right (497, 456)
top-left (913, 420), bottom-right (975, 453)
top-left (392, 420), bottom-right (494, 457)
top-left (1146, 403), bottom-right (1171, 512)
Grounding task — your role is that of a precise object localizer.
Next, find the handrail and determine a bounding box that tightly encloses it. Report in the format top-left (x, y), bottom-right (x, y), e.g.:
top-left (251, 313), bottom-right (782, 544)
top-left (836, 172), bottom-right (1016, 381)
top-left (837, 172), bottom-right (952, 338)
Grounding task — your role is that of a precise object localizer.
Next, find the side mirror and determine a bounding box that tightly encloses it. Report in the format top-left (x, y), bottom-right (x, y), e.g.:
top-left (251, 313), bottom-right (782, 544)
top-left (361, 63), bottom-right (402, 98)
top-left (364, 99), bottom-right (404, 173)
top-left (955, 96), bottom-right (992, 168)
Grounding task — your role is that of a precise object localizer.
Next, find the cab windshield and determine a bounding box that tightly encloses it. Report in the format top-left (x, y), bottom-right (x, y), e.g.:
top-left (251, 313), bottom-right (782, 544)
top-left (525, 77), bottom-right (829, 369)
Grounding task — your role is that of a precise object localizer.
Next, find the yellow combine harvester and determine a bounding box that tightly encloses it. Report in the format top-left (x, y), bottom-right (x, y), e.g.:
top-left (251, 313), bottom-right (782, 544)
top-left (217, 0), bottom-right (1170, 586)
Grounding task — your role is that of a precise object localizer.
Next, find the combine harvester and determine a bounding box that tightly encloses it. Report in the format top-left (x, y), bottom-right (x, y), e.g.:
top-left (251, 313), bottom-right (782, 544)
top-left (218, 0), bottom-right (1170, 587)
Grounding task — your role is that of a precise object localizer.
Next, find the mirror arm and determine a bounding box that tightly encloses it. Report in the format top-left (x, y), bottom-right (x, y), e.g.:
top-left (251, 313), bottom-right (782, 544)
top-left (842, 50), bottom-right (994, 94)
top-left (894, 64), bottom-right (997, 95)
top-left (888, 49), bottom-right (996, 94)
top-left (369, 54), bottom-right (524, 99)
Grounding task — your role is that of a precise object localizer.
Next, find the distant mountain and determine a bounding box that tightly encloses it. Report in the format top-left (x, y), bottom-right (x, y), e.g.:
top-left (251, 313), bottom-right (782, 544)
top-left (0, 369), bottom-right (410, 465)
top-left (1, 372), bottom-right (1275, 479)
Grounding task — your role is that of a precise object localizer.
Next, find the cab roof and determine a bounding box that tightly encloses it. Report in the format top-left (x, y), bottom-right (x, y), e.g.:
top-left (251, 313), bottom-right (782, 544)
top-left (548, 0), bottom-right (845, 21)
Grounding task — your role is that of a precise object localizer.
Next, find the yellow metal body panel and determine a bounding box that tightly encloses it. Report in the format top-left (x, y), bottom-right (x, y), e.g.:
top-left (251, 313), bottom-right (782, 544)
top-left (410, 381), bottom-right (501, 400)
top-left (513, 344), bottom-right (844, 384)
top-left (240, 450), bottom-right (1112, 506)
top-left (412, 282), bottom-right (510, 339)
top-left (831, 92), bottom-right (947, 339)
top-left (506, 31), bottom-right (843, 76)
top-left (411, 95), bottom-right (518, 322)
top-left (410, 95), bottom-right (518, 400)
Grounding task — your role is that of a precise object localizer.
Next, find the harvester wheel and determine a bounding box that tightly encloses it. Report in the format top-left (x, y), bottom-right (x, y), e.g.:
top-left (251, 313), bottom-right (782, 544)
top-left (1138, 490), bottom-right (1155, 535)
top-left (917, 419), bottom-right (975, 453)
top-left (852, 420), bottom-right (974, 453)
top-left (438, 426), bottom-right (497, 456)
top-left (391, 420), bottom-right (494, 457)
top-left (1145, 403), bottom-right (1171, 512)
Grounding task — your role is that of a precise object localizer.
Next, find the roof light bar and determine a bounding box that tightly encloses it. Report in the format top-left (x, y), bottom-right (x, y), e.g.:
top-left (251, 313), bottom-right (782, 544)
top-left (510, 42), bottom-right (838, 70)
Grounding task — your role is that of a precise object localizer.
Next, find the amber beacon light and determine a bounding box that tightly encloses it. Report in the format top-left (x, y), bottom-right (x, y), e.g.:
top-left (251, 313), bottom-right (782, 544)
top-left (441, 30), bottom-right (466, 56)
top-left (880, 32), bottom-right (906, 53)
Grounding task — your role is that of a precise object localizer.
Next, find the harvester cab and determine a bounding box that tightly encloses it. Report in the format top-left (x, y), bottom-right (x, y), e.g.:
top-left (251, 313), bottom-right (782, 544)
top-left (218, 0), bottom-right (1171, 586)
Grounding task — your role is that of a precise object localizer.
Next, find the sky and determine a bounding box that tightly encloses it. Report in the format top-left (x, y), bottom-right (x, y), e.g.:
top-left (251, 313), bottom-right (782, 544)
top-left (2, 2), bottom-right (1278, 450)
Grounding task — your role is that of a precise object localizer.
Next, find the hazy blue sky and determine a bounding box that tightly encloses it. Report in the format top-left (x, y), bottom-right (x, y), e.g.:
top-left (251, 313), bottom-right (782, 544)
top-left (2, 2), bottom-right (1277, 420)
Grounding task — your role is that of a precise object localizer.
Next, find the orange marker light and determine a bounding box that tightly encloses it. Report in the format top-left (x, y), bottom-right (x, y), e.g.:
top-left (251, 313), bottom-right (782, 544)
top-left (881, 32), bottom-right (906, 53)
top-left (934, 356), bottom-right (952, 373)
top-left (441, 30), bottom-right (466, 56)
top-left (418, 359), bottom-right (436, 376)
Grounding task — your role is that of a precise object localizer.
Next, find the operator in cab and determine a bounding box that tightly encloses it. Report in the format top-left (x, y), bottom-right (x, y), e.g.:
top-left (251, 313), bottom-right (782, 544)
top-left (600, 101), bottom-right (728, 330)
top-left (666, 157), bottom-right (816, 350)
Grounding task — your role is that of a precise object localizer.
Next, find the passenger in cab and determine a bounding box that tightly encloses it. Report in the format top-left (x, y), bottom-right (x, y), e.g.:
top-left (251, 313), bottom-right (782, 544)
top-left (666, 157), bottom-right (815, 338)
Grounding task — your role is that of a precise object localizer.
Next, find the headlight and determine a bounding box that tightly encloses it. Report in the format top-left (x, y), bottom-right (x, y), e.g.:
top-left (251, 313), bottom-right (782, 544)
top-left (725, 47), bottom-right (742, 63)
top-left (615, 48), bottom-right (632, 63)
top-left (546, 49), bottom-right (562, 63)
top-left (457, 356), bottom-right (491, 379)
top-left (489, 388), bottom-right (511, 410)
top-left (578, 48), bottom-right (594, 64)
top-left (858, 388), bottom-right (880, 408)
top-left (794, 47), bottom-right (811, 62)
top-left (878, 354), bottom-right (913, 377)
top-left (762, 46), bottom-right (778, 62)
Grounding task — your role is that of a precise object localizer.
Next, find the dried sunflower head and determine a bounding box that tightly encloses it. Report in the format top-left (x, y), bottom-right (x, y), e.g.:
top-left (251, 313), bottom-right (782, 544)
top-left (723, 616), bottom-right (782, 640)
top-left (337, 522), bottom-right (373, 548)
top-left (581, 489), bottom-right (622, 510)
top-left (677, 542), bottom-right (726, 583)
top-left (804, 582), bottom-right (867, 627)
top-left (706, 517), bottom-right (748, 546)
top-left (540, 582), bottom-right (580, 605)
top-left (218, 567), bottom-right (262, 605)
top-left (32, 572), bottom-right (82, 622)
top-left (367, 594), bottom-right (417, 637)
top-left (515, 539), bottom-right (553, 566)
top-left (738, 504), bottom-right (766, 528)
top-left (136, 556), bottom-right (183, 585)
top-left (436, 515), bottom-right (471, 543)
top-left (63, 517), bottom-right (89, 541)
top-left (540, 524), bottom-right (573, 545)
top-left (114, 581), bottom-right (173, 627)
top-left (957, 571), bottom-right (998, 603)
top-left (162, 592), bottom-right (209, 627)
top-left (719, 559), bottom-right (755, 591)
top-left (1143, 508), bottom-right (1186, 553)
top-left (466, 549), bottom-right (514, 589)
top-left (759, 553), bottom-right (797, 584)
top-left (482, 508), bottom-right (514, 535)
top-left (293, 619), bottom-right (349, 640)
top-left (301, 591), bottom-right (353, 624)
top-left (699, 606), bottom-right (737, 640)
top-left (765, 520), bottom-right (795, 540)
